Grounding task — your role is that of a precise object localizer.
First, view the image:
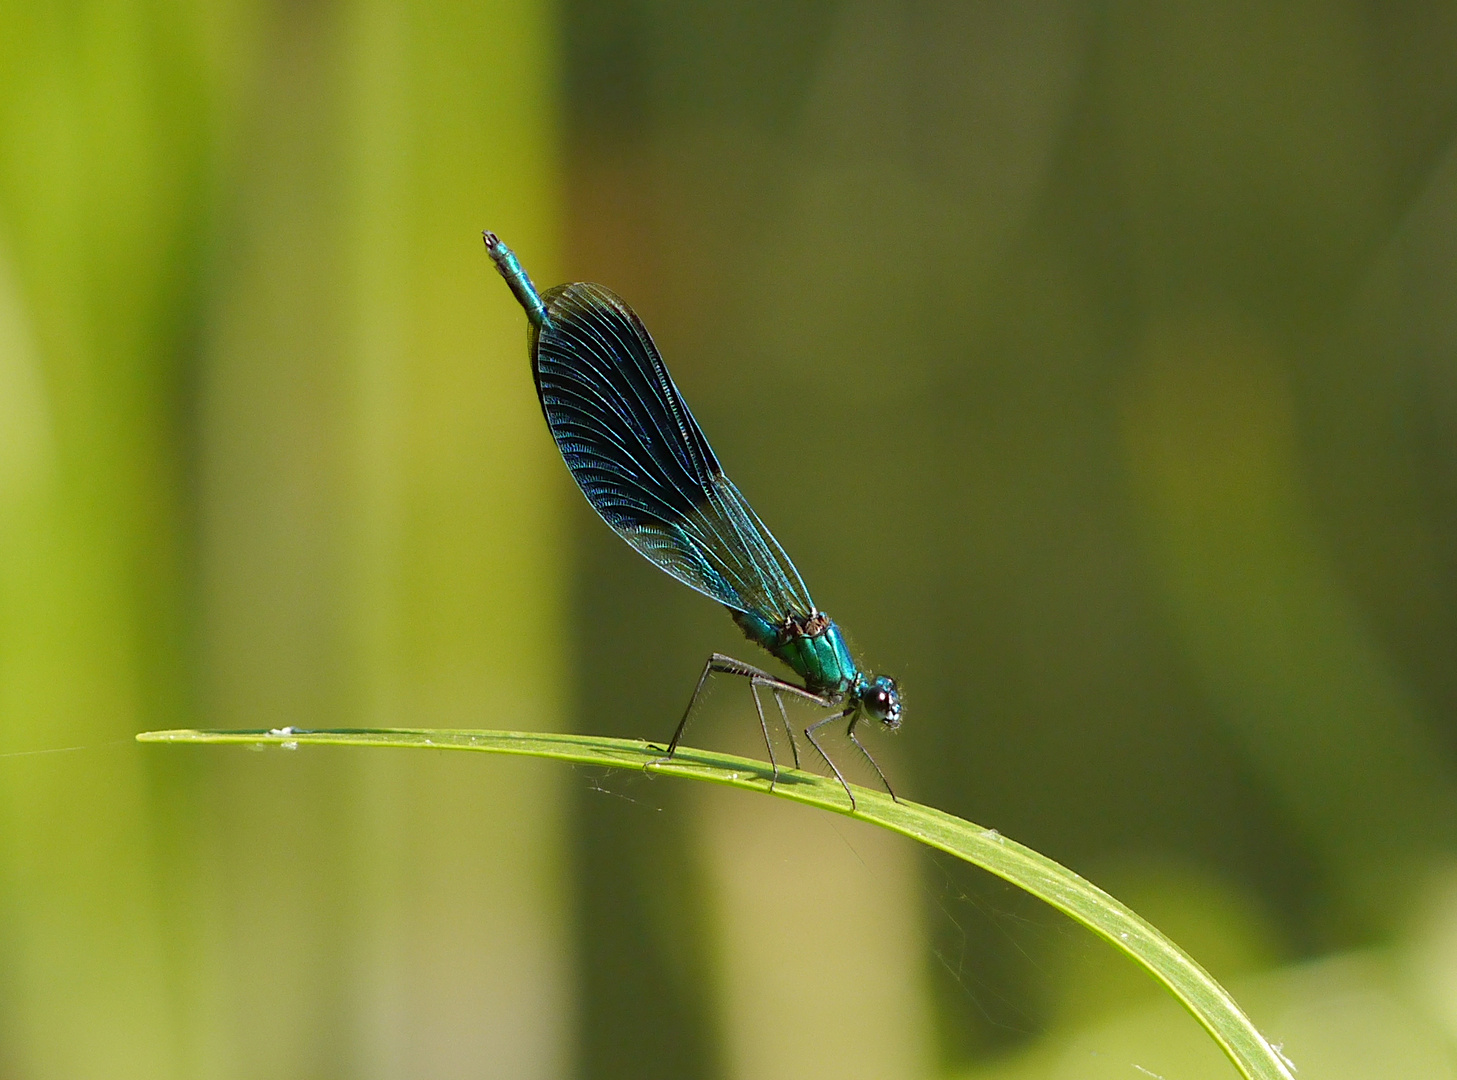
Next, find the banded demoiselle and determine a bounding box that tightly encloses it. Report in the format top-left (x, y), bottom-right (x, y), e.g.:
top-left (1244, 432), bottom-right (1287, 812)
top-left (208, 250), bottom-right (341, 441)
top-left (484, 232), bottom-right (901, 809)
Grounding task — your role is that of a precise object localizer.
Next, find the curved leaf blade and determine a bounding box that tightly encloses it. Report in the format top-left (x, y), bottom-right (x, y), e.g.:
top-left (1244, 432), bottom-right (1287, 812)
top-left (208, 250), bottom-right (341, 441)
top-left (137, 726), bottom-right (1295, 1080)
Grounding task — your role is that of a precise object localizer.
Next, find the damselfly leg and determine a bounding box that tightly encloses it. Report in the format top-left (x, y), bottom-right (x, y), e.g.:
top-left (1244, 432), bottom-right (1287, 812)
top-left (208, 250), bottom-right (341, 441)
top-left (653, 653), bottom-right (826, 789)
top-left (653, 653), bottom-right (896, 810)
top-left (805, 710), bottom-right (857, 810)
top-left (847, 716), bottom-right (898, 804)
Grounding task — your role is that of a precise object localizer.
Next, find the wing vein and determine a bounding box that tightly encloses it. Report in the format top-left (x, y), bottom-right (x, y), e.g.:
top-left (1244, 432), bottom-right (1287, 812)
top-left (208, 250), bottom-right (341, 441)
top-left (531, 282), bottom-right (814, 619)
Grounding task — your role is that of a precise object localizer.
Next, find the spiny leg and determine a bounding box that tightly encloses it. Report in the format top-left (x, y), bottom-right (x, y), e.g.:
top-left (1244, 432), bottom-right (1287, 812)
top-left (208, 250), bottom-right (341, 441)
top-left (653, 654), bottom-right (827, 782)
top-left (747, 679), bottom-right (781, 788)
top-left (657, 653), bottom-right (722, 757)
top-left (663, 654), bottom-right (787, 755)
top-left (772, 688), bottom-right (801, 770)
top-left (846, 716), bottom-right (898, 803)
top-left (806, 709), bottom-right (858, 811)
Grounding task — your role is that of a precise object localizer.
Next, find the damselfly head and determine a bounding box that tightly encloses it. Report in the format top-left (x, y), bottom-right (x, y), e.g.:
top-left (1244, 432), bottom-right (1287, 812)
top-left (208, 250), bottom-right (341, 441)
top-left (858, 675), bottom-right (902, 729)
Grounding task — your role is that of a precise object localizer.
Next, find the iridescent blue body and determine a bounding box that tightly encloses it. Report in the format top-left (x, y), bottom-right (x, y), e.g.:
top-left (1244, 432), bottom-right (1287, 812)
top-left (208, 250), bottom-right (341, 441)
top-left (483, 231), bottom-right (901, 807)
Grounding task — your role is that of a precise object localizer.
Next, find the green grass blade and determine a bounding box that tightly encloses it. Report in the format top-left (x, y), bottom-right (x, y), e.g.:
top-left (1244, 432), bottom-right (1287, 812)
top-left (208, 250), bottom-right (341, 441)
top-left (137, 726), bottom-right (1295, 1080)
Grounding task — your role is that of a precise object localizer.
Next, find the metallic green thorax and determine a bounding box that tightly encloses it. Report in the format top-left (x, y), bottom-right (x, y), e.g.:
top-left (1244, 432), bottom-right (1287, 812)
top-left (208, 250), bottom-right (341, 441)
top-left (731, 609), bottom-right (858, 695)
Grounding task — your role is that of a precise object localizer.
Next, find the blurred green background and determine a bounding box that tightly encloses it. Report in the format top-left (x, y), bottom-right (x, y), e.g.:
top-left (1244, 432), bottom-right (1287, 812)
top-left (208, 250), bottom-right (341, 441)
top-left (4, 1), bottom-right (1457, 1077)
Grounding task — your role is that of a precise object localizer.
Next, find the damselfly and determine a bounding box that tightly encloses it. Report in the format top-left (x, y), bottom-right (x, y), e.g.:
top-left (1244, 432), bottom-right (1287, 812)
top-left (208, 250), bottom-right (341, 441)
top-left (485, 232), bottom-right (901, 809)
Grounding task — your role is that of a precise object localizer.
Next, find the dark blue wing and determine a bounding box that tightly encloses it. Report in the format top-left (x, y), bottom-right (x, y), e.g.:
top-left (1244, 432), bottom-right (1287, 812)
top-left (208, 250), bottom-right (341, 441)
top-left (531, 281), bottom-right (815, 621)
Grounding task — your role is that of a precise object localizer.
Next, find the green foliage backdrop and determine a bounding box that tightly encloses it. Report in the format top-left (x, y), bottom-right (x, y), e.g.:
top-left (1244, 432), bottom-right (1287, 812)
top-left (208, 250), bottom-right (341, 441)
top-left (3, 2), bottom-right (1457, 1079)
